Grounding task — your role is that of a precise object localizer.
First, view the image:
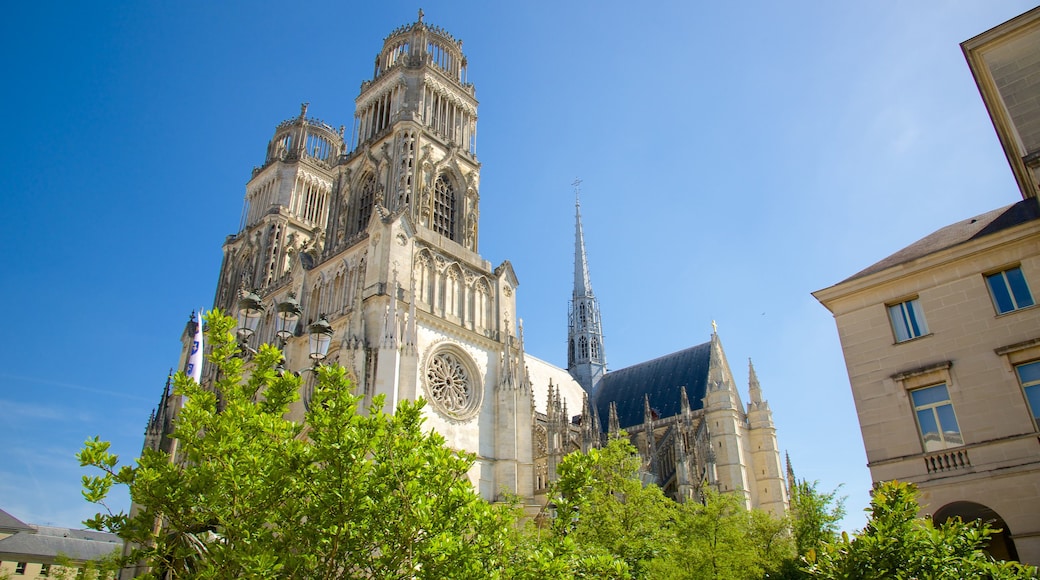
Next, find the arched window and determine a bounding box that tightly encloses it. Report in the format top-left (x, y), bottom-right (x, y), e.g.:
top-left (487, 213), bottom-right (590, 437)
top-left (432, 174), bottom-right (456, 240)
top-left (444, 266), bottom-right (461, 318)
top-left (353, 173), bottom-right (376, 237)
top-left (591, 337), bottom-right (600, 359)
top-left (579, 336), bottom-right (589, 359)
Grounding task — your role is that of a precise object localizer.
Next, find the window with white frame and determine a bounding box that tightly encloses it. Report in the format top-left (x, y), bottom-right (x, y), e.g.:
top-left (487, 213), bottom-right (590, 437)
top-left (888, 298), bottom-right (928, 342)
top-left (1017, 360), bottom-right (1040, 429)
top-left (910, 383), bottom-right (962, 451)
top-left (986, 266), bottom-right (1034, 314)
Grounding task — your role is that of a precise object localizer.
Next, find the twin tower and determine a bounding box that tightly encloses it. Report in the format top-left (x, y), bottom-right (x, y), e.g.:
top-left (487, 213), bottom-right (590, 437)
top-left (147, 12), bottom-right (788, 515)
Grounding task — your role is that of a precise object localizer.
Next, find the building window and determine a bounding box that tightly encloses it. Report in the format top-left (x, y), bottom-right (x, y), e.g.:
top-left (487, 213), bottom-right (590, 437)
top-left (888, 298), bottom-right (928, 342)
top-left (986, 267), bottom-right (1034, 314)
top-left (40, 564), bottom-right (50, 577)
top-left (432, 175), bottom-right (456, 241)
top-left (1017, 361), bottom-right (1040, 428)
top-left (14, 562), bottom-right (27, 574)
top-left (353, 173), bottom-right (376, 237)
top-left (911, 383), bottom-right (962, 451)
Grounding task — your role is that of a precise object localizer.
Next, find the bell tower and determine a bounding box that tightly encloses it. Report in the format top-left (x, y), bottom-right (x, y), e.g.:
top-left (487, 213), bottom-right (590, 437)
top-left (327, 9), bottom-right (482, 254)
top-left (214, 103), bottom-right (346, 312)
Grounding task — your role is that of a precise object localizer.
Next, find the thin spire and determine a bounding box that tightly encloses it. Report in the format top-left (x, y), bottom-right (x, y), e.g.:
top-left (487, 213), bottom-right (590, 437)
top-left (748, 358), bottom-right (763, 404)
top-left (572, 178), bottom-right (593, 298)
top-left (567, 179), bottom-right (607, 393)
top-left (608, 401), bottom-right (620, 436)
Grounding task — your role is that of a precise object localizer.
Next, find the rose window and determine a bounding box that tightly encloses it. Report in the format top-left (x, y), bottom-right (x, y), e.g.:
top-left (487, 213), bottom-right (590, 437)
top-left (424, 348), bottom-right (481, 420)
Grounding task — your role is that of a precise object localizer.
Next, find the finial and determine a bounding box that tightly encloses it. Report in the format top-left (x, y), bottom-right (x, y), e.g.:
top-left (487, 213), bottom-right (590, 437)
top-left (711, 320), bottom-right (718, 334)
top-left (418, 8), bottom-right (424, 22)
top-left (572, 177), bottom-right (583, 208)
top-left (300, 102), bottom-right (309, 118)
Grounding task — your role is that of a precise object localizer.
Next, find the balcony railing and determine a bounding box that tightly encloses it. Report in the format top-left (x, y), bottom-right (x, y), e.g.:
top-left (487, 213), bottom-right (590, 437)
top-left (924, 449), bottom-right (971, 474)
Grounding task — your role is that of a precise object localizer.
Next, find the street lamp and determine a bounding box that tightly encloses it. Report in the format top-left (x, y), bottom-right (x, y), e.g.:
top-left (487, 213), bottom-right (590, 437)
top-left (308, 316), bottom-right (334, 361)
top-left (236, 290), bottom-right (265, 343)
top-left (275, 293), bottom-right (302, 344)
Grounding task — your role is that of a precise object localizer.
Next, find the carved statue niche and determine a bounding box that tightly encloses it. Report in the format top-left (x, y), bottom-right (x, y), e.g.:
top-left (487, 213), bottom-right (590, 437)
top-left (465, 213), bottom-right (477, 250)
top-left (336, 210), bottom-right (348, 245)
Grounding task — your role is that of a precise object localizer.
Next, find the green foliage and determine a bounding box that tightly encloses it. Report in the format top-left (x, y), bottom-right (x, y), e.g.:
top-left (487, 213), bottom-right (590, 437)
top-left (790, 479), bottom-right (846, 557)
top-left (52, 553), bottom-right (121, 579)
top-left (83, 312), bottom-right (1038, 579)
top-left (646, 488), bottom-right (796, 580)
top-left (805, 481), bottom-right (1039, 580)
top-left (79, 310), bottom-right (517, 579)
top-left (540, 437), bottom-right (795, 580)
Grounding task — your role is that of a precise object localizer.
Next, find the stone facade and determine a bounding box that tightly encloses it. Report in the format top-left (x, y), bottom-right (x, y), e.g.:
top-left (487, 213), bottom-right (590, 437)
top-left (144, 12), bottom-right (787, 519)
top-left (814, 7), bottom-right (1040, 564)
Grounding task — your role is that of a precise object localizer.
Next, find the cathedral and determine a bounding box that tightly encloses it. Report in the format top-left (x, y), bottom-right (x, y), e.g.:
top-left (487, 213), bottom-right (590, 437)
top-left (145, 12), bottom-right (788, 517)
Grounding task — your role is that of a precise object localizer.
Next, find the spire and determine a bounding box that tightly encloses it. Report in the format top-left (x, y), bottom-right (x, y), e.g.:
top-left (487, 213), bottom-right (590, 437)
top-left (680, 384), bottom-right (691, 415)
top-left (748, 358), bottom-right (763, 405)
top-left (707, 326), bottom-right (727, 390)
top-left (608, 401), bottom-right (620, 437)
top-left (500, 320), bottom-right (516, 390)
top-left (567, 179), bottom-right (607, 393)
top-left (643, 394), bottom-right (658, 478)
top-left (573, 179), bottom-right (593, 298)
top-left (517, 319), bottom-right (530, 392)
top-left (581, 393), bottom-right (595, 452)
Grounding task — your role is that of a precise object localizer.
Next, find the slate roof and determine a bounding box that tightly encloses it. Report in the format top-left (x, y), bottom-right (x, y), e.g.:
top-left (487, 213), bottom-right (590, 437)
top-left (845, 197), bottom-right (1040, 282)
top-left (592, 342), bottom-right (711, 430)
top-left (0, 509), bottom-right (31, 533)
top-left (0, 525), bottom-right (121, 561)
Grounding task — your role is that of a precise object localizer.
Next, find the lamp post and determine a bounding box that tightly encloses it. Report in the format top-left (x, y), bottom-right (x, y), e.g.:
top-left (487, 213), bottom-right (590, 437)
top-left (236, 290), bottom-right (265, 346)
top-left (308, 316), bottom-right (334, 362)
top-left (275, 294), bottom-right (302, 345)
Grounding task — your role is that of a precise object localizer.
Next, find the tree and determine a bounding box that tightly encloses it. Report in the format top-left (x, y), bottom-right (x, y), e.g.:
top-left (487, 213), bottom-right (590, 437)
top-left (805, 481), bottom-right (1039, 580)
top-left (644, 488), bottom-right (796, 580)
top-left (539, 436), bottom-right (797, 580)
top-left (790, 479), bottom-right (846, 558)
top-left (79, 310), bottom-right (518, 579)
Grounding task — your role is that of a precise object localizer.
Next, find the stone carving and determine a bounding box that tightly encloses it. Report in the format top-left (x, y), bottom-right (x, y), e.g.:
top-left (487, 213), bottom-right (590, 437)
top-left (424, 349), bottom-right (478, 420)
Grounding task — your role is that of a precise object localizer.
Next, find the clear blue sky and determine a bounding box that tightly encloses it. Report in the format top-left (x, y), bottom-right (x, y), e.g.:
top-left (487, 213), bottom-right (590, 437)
top-left (1, 1), bottom-right (1034, 532)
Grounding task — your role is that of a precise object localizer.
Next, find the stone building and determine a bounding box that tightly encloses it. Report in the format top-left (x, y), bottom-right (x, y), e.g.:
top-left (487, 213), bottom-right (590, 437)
top-left (144, 12), bottom-right (787, 517)
top-left (814, 7), bottom-right (1040, 564)
top-left (0, 508), bottom-right (121, 578)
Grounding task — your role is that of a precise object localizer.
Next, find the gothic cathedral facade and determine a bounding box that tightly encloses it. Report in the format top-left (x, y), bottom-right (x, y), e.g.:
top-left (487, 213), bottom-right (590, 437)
top-left (145, 13), bottom-right (788, 516)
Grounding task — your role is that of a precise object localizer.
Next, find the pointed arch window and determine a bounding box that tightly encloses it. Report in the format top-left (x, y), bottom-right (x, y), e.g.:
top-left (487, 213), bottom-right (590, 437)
top-left (579, 336), bottom-right (589, 359)
top-left (353, 173), bottom-right (376, 237)
top-left (433, 175), bottom-right (456, 240)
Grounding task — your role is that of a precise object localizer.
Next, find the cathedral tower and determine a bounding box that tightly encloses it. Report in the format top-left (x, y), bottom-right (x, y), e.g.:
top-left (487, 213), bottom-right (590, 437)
top-left (746, 359), bottom-right (790, 517)
top-left (567, 181), bottom-right (607, 394)
top-left (201, 12), bottom-right (532, 504)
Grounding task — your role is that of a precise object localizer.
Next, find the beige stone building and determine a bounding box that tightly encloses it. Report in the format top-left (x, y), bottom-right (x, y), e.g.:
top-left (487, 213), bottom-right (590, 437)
top-left (143, 12), bottom-right (787, 522)
top-left (814, 7), bottom-right (1040, 564)
top-left (0, 508), bottom-right (121, 579)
